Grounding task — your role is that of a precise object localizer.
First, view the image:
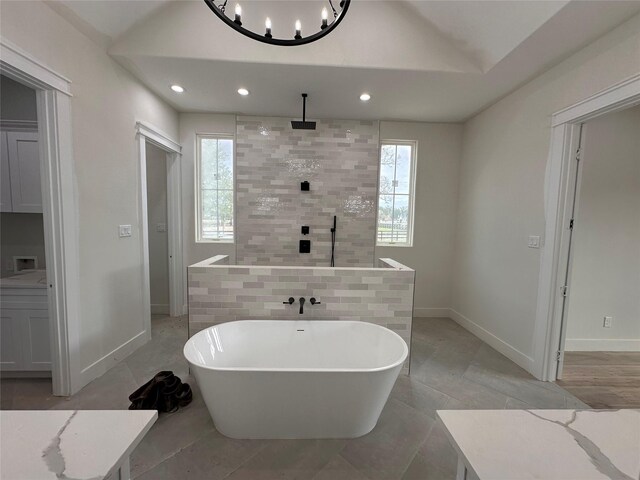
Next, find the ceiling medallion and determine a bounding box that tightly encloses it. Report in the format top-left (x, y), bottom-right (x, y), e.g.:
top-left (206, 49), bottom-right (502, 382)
top-left (203, 0), bottom-right (351, 46)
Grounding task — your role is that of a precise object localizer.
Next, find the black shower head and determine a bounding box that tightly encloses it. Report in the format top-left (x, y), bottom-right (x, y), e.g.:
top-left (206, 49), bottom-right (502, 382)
top-left (291, 93), bottom-right (316, 130)
top-left (291, 120), bottom-right (317, 130)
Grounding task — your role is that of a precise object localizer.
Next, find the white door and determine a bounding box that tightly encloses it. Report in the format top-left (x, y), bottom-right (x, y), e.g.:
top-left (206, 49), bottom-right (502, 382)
top-left (6, 131), bottom-right (42, 213)
top-left (0, 132), bottom-right (12, 212)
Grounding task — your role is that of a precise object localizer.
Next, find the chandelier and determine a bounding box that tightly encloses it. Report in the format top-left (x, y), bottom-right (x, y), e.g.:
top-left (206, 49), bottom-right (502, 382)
top-left (203, 0), bottom-right (351, 46)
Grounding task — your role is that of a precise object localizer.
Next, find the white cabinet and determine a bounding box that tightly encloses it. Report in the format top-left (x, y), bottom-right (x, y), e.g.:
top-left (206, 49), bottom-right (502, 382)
top-left (0, 130), bottom-right (42, 213)
top-left (0, 288), bottom-right (51, 372)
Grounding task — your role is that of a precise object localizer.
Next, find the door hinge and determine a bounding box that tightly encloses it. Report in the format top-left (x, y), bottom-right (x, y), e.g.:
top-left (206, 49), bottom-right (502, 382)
top-left (576, 147), bottom-right (581, 162)
top-left (557, 351), bottom-right (562, 361)
top-left (569, 219), bottom-right (574, 230)
top-left (561, 285), bottom-right (568, 297)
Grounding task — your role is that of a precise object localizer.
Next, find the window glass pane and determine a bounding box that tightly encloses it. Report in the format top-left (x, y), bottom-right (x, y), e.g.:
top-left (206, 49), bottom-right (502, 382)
top-left (198, 136), bottom-right (234, 241)
top-left (379, 145), bottom-right (396, 194)
top-left (392, 195), bottom-right (409, 243)
top-left (395, 145), bottom-right (411, 194)
top-left (200, 139), bottom-right (218, 190)
top-left (217, 139), bottom-right (234, 190)
top-left (378, 194), bottom-right (394, 243)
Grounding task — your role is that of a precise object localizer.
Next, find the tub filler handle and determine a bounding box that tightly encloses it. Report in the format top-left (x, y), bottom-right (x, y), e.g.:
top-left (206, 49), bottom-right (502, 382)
top-left (283, 297), bottom-right (295, 305)
top-left (310, 297), bottom-right (321, 305)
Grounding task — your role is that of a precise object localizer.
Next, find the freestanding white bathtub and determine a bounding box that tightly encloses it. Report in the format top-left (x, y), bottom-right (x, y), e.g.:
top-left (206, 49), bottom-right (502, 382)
top-left (183, 320), bottom-right (408, 439)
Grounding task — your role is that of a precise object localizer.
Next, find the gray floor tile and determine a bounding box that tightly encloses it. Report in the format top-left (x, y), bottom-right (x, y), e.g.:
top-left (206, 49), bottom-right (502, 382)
top-left (417, 422), bottom-right (458, 477)
top-left (224, 439), bottom-right (346, 480)
top-left (136, 430), bottom-right (266, 480)
top-left (340, 399), bottom-right (435, 480)
top-left (390, 375), bottom-right (451, 419)
top-left (310, 454), bottom-right (370, 480)
top-left (401, 451), bottom-right (454, 480)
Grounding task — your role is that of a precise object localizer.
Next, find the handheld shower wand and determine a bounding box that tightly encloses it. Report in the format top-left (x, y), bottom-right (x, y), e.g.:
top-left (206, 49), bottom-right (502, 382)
top-left (330, 215), bottom-right (337, 267)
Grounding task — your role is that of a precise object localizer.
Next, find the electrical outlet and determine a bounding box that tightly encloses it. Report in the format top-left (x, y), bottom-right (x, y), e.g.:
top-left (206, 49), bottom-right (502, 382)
top-left (119, 225), bottom-right (132, 238)
top-left (603, 316), bottom-right (613, 328)
top-left (156, 223), bottom-right (167, 233)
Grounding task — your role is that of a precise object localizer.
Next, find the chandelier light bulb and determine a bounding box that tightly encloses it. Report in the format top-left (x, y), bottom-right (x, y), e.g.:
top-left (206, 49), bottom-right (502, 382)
top-left (234, 3), bottom-right (242, 25)
top-left (321, 7), bottom-right (328, 29)
top-left (294, 19), bottom-right (301, 39)
top-left (265, 17), bottom-right (272, 37)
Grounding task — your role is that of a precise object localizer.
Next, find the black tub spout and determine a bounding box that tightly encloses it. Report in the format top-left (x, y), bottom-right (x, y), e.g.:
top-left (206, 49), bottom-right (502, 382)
top-left (299, 297), bottom-right (306, 314)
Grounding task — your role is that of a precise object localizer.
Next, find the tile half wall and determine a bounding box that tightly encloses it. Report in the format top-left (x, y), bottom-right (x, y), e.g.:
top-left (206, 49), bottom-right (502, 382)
top-left (188, 256), bottom-right (415, 373)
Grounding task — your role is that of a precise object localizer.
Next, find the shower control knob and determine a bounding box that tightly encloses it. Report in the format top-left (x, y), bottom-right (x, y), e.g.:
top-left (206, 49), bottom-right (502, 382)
top-left (283, 297), bottom-right (295, 305)
top-left (310, 297), bottom-right (321, 305)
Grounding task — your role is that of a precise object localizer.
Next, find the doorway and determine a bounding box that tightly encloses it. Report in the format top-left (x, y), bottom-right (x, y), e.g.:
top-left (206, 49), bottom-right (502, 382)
top-left (555, 105), bottom-right (640, 408)
top-left (1, 40), bottom-right (80, 396)
top-left (136, 121), bottom-right (183, 341)
top-left (145, 142), bottom-right (170, 318)
top-left (533, 73), bottom-right (640, 388)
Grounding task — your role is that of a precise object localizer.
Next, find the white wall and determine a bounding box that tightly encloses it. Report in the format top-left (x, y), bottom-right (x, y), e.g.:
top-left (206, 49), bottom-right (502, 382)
top-left (376, 122), bottom-right (462, 317)
top-left (1, 74), bottom-right (37, 121)
top-left (565, 105), bottom-right (640, 352)
top-left (145, 142), bottom-right (169, 314)
top-left (0, 0), bottom-right (179, 388)
top-left (452, 13), bottom-right (640, 371)
top-left (178, 113), bottom-right (236, 266)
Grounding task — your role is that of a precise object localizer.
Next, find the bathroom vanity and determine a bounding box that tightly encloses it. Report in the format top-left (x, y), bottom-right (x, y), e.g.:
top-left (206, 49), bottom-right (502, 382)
top-left (0, 269), bottom-right (51, 373)
top-left (0, 410), bottom-right (157, 480)
top-left (437, 409), bottom-right (640, 480)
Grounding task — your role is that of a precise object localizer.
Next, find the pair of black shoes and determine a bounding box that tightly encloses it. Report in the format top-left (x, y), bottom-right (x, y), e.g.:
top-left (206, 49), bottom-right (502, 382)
top-left (128, 371), bottom-right (192, 413)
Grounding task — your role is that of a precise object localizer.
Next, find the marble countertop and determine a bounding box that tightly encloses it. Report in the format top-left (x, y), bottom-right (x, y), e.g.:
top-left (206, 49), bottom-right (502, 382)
top-left (437, 409), bottom-right (640, 480)
top-left (0, 269), bottom-right (48, 289)
top-left (1, 410), bottom-right (157, 480)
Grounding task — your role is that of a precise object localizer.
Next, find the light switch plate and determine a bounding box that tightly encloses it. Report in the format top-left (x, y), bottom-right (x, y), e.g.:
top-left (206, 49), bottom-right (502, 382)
top-left (119, 225), bottom-right (132, 238)
top-left (528, 236), bottom-right (541, 248)
top-left (156, 223), bottom-right (167, 233)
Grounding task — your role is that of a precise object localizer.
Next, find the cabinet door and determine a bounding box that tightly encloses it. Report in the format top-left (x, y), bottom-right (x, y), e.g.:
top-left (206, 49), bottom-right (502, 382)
top-left (1, 310), bottom-right (24, 370)
top-left (7, 131), bottom-right (42, 213)
top-left (22, 310), bottom-right (51, 371)
top-left (0, 132), bottom-right (12, 212)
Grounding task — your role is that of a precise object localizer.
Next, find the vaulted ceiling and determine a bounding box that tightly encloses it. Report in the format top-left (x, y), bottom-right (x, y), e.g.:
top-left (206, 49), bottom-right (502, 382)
top-left (54, 0), bottom-right (640, 121)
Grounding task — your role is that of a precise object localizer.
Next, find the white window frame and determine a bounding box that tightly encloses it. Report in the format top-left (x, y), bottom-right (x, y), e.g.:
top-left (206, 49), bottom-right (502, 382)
top-left (376, 140), bottom-right (417, 247)
top-left (195, 133), bottom-right (235, 243)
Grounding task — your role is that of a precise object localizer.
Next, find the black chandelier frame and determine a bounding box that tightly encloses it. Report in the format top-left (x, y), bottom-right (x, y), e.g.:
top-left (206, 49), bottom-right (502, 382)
top-left (203, 0), bottom-right (351, 46)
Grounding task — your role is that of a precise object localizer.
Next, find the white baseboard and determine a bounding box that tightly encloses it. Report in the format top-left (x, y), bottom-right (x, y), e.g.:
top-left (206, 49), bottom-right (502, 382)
top-left (414, 307), bottom-right (452, 318)
top-left (564, 338), bottom-right (640, 352)
top-left (151, 303), bottom-right (170, 315)
top-left (449, 308), bottom-right (535, 373)
top-left (79, 330), bottom-right (148, 387)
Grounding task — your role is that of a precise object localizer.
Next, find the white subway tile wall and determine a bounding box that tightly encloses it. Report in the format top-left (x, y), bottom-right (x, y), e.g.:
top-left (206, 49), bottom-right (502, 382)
top-left (235, 116), bottom-right (380, 267)
top-left (188, 257), bottom-right (415, 373)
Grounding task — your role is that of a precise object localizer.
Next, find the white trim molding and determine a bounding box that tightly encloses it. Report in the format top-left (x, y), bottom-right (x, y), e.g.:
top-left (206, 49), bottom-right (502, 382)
top-left (0, 37), bottom-right (72, 96)
top-left (450, 309), bottom-right (535, 373)
top-left (136, 122), bottom-right (184, 343)
top-left (1, 38), bottom-right (81, 396)
top-left (564, 339), bottom-right (640, 352)
top-left (413, 307), bottom-right (452, 318)
top-left (532, 73), bottom-right (640, 381)
top-left (136, 121), bottom-right (182, 154)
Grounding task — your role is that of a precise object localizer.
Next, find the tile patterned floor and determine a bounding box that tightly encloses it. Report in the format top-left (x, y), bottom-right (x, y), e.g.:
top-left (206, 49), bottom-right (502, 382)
top-left (1, 316), bottom-right (588, 479)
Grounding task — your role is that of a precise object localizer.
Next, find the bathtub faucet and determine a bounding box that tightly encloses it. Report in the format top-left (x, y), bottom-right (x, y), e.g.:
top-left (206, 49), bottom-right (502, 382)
top-left (299, 297), bottom-right (306, 314)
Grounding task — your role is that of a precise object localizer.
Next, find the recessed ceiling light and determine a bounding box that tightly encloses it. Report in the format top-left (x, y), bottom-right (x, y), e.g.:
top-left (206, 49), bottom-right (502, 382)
top-left (238, 88), bottom-right (250, 96)
top-left (360, 93), bottom-right (371, 102)
top-left (170, 84), bottom-right (185, 93)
